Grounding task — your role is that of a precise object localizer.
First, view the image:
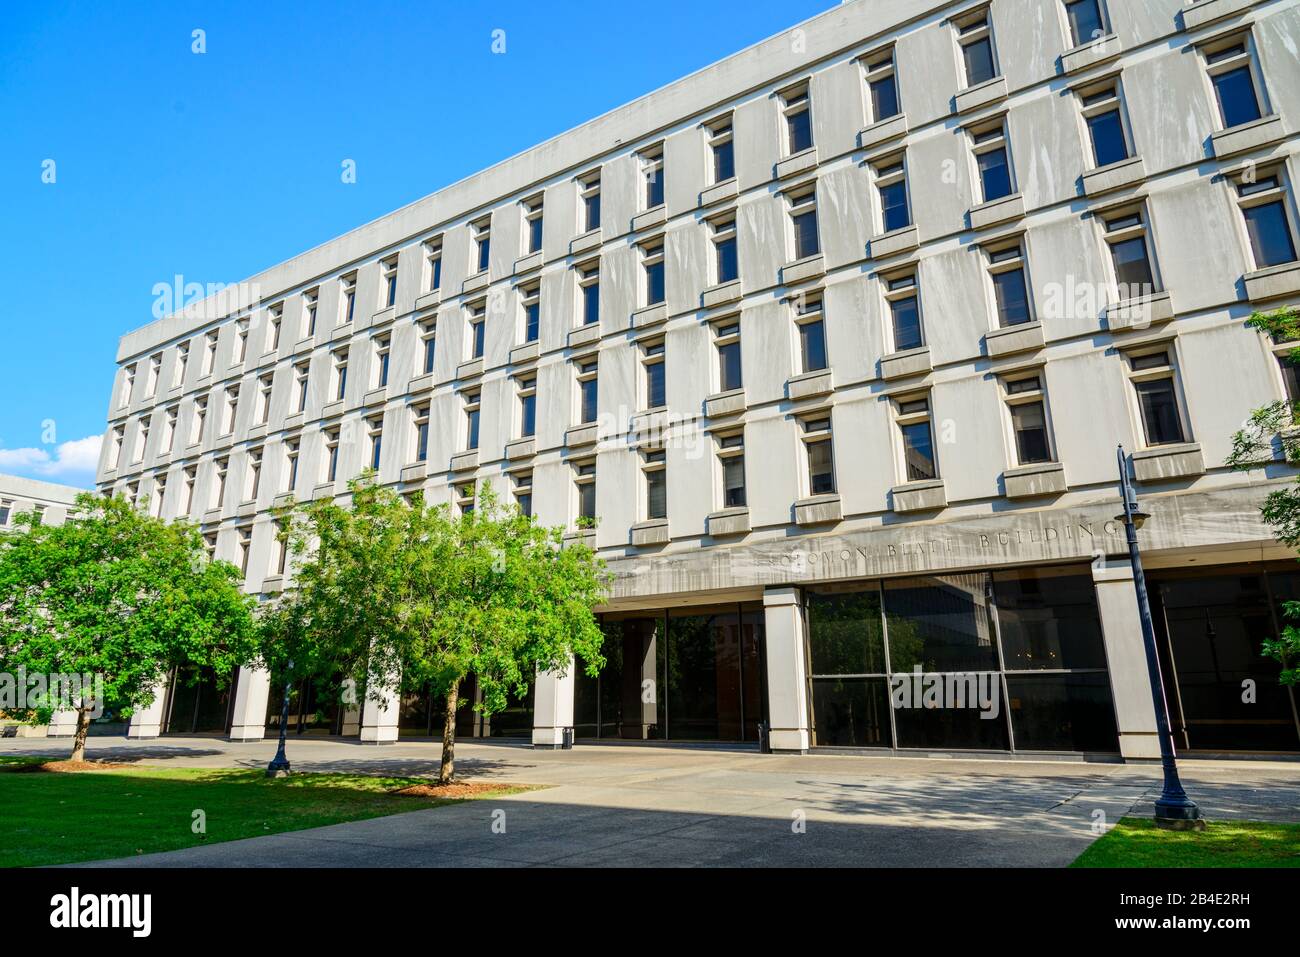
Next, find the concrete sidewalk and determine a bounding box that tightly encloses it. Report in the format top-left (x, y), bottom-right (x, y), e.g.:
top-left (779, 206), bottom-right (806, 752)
top-left (5, 735), bottom-right (1299, 867)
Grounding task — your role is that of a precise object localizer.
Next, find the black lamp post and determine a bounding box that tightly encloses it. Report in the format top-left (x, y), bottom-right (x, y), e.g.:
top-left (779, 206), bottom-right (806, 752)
top-left (1115, 446), bottom-right (1201, 829)
top-left (266, 659), bottom-right (294, 778)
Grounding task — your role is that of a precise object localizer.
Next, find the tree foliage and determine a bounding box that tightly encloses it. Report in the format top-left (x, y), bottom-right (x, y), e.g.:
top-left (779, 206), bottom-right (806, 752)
top-left (0, 493), bottom-right (259, 759)
top-left (267, 474), bottom-right (608, 781)
top-left (1227, 306), bottom-right (1300, 684)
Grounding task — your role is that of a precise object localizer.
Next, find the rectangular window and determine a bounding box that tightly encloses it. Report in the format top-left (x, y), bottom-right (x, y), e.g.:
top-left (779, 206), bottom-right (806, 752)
top-left (718, 432), bottom-right (747, 508)
top-left (467, 301), bottom-right (486, 359)
top-left (457, 483), bottom-right (475, 516)
top-left (715, 320), bottom-right (743, 393)
top-left (1080, 82), bottom-right (1130, 168)
top-left (795, 293), bottom-right (828, 373)
top-left (294, 362), bottom-right (310, 413)
top-left (303, 289), bottom-right (319, 337)
top-left (873, 156), bottom-right (911, 233)
top-left (782, 85), bottom-right (813, 155)
top-left (246, 448), bottom-right (263, 502)
top-left (425, 238), bottom-right (443, 292)
top-left (258, 373), bottom-right (274, 424)
top-left (333, 349), bottom-right (349, 401)
top-left (285, 441), bottom-right (300, 492)
top-left (896, 397), bottom-right (937, 481)
top-left (576, 461), bottom-right (597, 523)
top-left (368, 417), bottom-right (383, 472)
top-left (578, 261), bottom-right (600, 326)
top-left (642, 241), bottom-right (665, 306)
top-left (134, 416), bottom-right (150, 463)
top-left (324, 430), bottom-right (340, 482)
top-left (374, 335), bottom-right (391, 388)
top-left (643, 341), bottom-right (666, 410)
top-left (1102, 208), bottom-right (1158, 298)
top-left (577, 358), bottom-right (599, 424)
top-left (802, 417), bottom-right (836, 495)
top-left (191, 397), bottom-right (207, 446)
top-left (644, 449), bottom-right (667, 520)
top-left (885, 273), bottom-right (924, 351)
top-left (790, 188), bottom-right (820, 260)
top-left (472, 218), bottom-right (491, 274)
top-left (0, 500), bottom-right (10, 527)
top-left (152, 476), bottom-right (166, 517)
top-left (1205, 40), bottom-right (1264, 130)
top-left (234, 319), bottom-right (249, 364)
top-left (163, 406), bottom-right (178, 451)
top-left (1128, 351), bottom-right (1187, 446)
top-left (707, 117), bottom-right (735, 183)
top-left (110, 426), bottom-right (125, 468)
top-left (203, 332), bottom-right (218, 376)
top-left (414, 404), bottom-right (430, 463)
top-left (1005, 376), bottom-right (1053, 464)
top-left (1234, 173), bottom-right (1299, 269)
top-left (340, 274), bottom-right (357, 325)
top-left (579, 171), bottom-right (601, 233)
top-left (523, 195), bottom-right (544, 254)
top-left (237, 526), bottom-right (252, 576)
top-left (174, 343), bottom-right (189, 388)
top-left (518, 376), bottom-right (537, 438)
top-left (146, 353), bottom-right (162, 397)
top-left (521, 283), bottom-right (541, 343)
top-left (712, 215), bottom-right (738, 285)
top-left (971, 122), bottom-right (1013, 203)
top-left (864, 49), bottom-right (900, 123)
top-left (1065, 0), bottom-right (1106, 47)
top-left (957, 9), bottom-right (998, 87)
top-left (464, 390), bottom-right (481, 451)
top-left (213, 456), bottom-right (229, 508)
top-left (514, 471), bottom-right (533, 518)
top-left (419, 321), bottom-right (437, 376)
top-left (642, 146), bottom-right (665, 210)
top-left (183, 466), bottom-right (197, 513)
top-left (222, 386), bottom-right (239, 436)
top-left (381, 259), bottom-right (398, 309)
top-left (988, 244), bottom-right (1032, 327)
top-left (120, 364), bottom-right (137, 407)
top-left (268, 304), bottom-right (283, 352)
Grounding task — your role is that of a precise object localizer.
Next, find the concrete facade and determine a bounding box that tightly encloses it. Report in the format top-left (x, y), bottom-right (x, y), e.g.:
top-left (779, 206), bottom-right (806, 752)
top-left (0, 472), bottom-right (83, 531)
top-left (96, 0), bottom-right (1300, 757)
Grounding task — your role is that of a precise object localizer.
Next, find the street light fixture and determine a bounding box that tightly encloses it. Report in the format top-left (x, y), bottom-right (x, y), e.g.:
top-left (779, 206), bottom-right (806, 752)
top-left (266, 659), bottom-right (294, 779)
top-left (1114, 446), bottom-right (1202, 829)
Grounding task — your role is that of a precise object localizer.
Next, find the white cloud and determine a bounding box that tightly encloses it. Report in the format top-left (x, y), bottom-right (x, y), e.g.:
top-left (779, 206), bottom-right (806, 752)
top-left (0, 434), bottom-right (102, 484)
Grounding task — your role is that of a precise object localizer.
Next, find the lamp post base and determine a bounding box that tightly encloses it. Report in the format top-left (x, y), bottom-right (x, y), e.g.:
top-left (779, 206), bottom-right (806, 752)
top-left (1155, 817), bottom-right (1207, 832)
top-left (1154, 794), bottom-right (1203, 830)
top-left (266, 762), bottom-right (291, 779)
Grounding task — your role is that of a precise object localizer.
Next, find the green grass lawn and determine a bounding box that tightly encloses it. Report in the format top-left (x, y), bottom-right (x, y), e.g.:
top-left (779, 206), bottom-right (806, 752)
top-left (1072, 818), bottom-right (1300, 868)
top-left (0, 761), bottom-right (532, 867)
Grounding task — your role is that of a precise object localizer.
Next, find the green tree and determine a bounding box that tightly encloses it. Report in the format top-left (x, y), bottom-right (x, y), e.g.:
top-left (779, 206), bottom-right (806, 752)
top-left (1226, 306), bottom-right (1300, 685)
top-left (0, 493), bottom-right (259, 760)
top-left (280, 475), bottom-right (608, 783)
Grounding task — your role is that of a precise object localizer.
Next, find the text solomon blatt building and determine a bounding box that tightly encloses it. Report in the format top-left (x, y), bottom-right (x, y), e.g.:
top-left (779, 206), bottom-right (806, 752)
top-left (97, 0), bottom-right (1300, 758)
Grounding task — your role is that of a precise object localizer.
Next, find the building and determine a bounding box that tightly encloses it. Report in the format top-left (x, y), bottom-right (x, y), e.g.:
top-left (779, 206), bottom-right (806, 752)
top-left (0, 473), bottom-right (83, 531)
top-left (96, 0), bottom-right (1300, 758)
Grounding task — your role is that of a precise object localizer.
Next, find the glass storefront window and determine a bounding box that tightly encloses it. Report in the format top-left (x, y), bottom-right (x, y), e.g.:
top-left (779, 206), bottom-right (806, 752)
top-left (993, 567), bottom-right (1109, 670)
top-left (807, 585), bottom-right (886, 675)
top-left (883, 574), bottom-right (1001, 673)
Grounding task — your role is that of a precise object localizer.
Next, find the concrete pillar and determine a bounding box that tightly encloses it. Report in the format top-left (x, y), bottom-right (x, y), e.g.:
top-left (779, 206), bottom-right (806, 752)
top-left (359, 682), bottom-right (399, 744)
top-left (533, 658), bottom-right (575, 748)
top-left (763, 586), bottom-right (811, 753)
top-left (1093, 559), bottom-right (1162, 760)
top-left (126, 680), bottom-right (169, 739)
top-left (46, 709), bottom-right (78, 737)
top-left (228, 666), bottom-right (270, 742)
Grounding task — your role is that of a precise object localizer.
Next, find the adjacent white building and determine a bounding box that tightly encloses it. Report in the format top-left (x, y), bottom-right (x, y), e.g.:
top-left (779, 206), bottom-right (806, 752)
top-left (0, 473), bottom-right (83, 531)
top-left (97, 0), bottom-right (1300, 757)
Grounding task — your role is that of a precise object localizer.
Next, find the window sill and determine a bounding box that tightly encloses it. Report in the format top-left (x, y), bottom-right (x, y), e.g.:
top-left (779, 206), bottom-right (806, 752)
top-left (775, 147), bottom-right (818, 181)
top-left (1180, 0), bottom-right (1260, 30)
top-left (953, 75), bottom-right (1007, 115)
top-left (202, 507), bottom-right (223, 524)
top-left (891, 479), bottom-right (946, 514)
top-left (630, 519), bottom-right (670, 547)
top-left (859, 112), bottom-right (908, 150)
top-left (565, 423), bottom-right (599, 448)
top-left (1105, 290), bottom-right (1174, 332)
top-left (1059, 34), bottom-right (1121, 75)
top-left (1131, 443), bottom-right (1204, 482)
top-left (569, 229), bottom-right (602, 256)
top-left (968, 192), bottom-right (1024, 231)
top-left (509, 341), bottom-right (540, 365)
top-left (246, 422), bottom-right (269, 440)
top-left (562, 527), bottom-right (597, 549)
top-left (329, 323), bottom-right (352, 343)
top-left (780, 254), bottom-right (825, 286)
top-left (311, 482), bottom-right (335, 501)
top-left (631, 205), bottom-right (668, 233)
top-left (261, 576), bottom-right (286, 595)
top-left (1211, 114), bottom-right (1284, 159)
top-left (321, 399), bottom-right (345, 420)
top-left (513, 250), bottom-right (544, 276)
top-left (505, 437), bottom-right (535, 461)
top-left (794, 494), bottom-right (841, 526)
top-left (632, 302), bottom-right (668, 330)
top-left (868, 224), bottom-right (919, 260)
top-left (1082, 155), bottom-right (1145, 197)
top-left (292, 338), bottom-right (314, 356)
top-left (236, 500), bottom-right (258, 518)
top-left (985, 320), bottom-right (1044, 357)
top-left (408, 372), bottom-right (434, 394)
top-left (704, 388), bottom-right (746, 418)
top-left (369, 306), bottom-right (396, 329)
top-left (462, 271), bottom-right (490, 295)
top-left (1244, 260), bottom-right (1300, 303)
top-left (400, 463), bottom-right (427, 483)
top-left (701, 278), bottom-right (742, 309)
top-left (707, 508), bottom-right (750, 537)
top-left (414, 289), bottom-right (441, 312)
top-left (283, 411), bottom-right (305, 429)
top-left (272, 492), bottom-right (295, 509)
top-left (456, 358), bottom-right (485, 380)
top-left (450, 450), bottom-right (479, 472)
top-left (879, 346), bottom-right (932, 380)
top-left (362, 387), bottom-right (387, 407)
top-left (567, 323), bottom-right (602, 349)
top-left (786, 369), bottom-right (834, 401)
top-left (699, 178), bottom-right (739, 208)
top-left (1002, 462), bottom-right (1067, 499)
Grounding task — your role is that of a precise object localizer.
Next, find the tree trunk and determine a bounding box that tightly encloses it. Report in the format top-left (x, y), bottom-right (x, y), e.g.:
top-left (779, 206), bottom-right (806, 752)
top-left (438, 678), bottom-right (460, 785)
top-left (70, 708), bottom-right (92, 763)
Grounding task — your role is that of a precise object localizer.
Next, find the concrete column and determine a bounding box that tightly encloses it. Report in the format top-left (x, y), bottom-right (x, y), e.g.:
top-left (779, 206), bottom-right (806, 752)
top-left (533, 657), bottom-right (575, 749)
top-left (359, 682), bottom-right (399, 744)
top-left (46, 709), bottom-right (78, 737)
top-left (1093, 559), bottom-right (1161, 760)
top-left (763, 586), bottom-right (811, 753)
top-left (228, 666), bottom-right (270, 742)
top-left (126, 680), bottom-right (169, 739)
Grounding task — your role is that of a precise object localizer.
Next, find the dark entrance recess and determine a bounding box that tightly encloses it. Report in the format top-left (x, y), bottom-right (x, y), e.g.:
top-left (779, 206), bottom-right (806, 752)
top-left (1150, 564), bottom-right (1300, 752)
top-left (573, 602), bottom-right (767, 743)
top-left (163, 664), bottom-right (235, 735)
top-left (264, 672), bottom-right (344, 736)
top-left (397, 674), bottom-right (535, 740)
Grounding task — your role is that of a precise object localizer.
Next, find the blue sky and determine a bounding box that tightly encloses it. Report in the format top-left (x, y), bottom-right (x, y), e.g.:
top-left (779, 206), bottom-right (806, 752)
top-left (0, 0), bottom-right (834, 488)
